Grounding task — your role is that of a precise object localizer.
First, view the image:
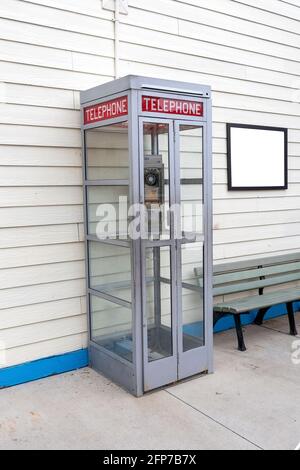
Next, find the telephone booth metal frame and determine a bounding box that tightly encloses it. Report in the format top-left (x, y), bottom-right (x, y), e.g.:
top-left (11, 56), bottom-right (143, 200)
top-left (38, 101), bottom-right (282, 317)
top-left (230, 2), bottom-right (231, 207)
top-left (81, 76), bottom-right (213, 396)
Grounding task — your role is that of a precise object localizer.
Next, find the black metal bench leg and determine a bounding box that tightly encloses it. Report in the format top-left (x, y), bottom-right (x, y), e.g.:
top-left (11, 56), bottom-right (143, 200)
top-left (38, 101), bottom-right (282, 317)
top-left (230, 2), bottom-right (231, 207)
top-left (286, 302), bottom-right (298, 336)
top-left (233, 315), bottom-right (247, 352)
top-left (254, 307), bottom-right (268, 326)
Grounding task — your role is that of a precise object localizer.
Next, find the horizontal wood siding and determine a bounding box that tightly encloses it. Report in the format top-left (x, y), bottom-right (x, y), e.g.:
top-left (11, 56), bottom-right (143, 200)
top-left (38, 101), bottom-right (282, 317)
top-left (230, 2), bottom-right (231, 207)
top-left (0, 0), bottom-right (299, 367)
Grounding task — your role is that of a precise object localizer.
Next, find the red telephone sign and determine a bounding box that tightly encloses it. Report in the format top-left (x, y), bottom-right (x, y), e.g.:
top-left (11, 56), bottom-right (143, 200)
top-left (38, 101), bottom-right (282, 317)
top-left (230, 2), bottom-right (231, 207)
top-left (142, 96), bottom-right (204, 117)
top-left (84, 96), bottom-right (128, 125)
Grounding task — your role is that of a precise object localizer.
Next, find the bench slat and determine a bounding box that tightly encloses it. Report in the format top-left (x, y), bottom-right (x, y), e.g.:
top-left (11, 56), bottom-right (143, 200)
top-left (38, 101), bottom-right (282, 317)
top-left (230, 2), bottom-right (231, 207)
top-left (213, 252), bottom-right (300, 274)
top-left (213, 261), bottom-right (300, 286)
top-left (213, 271), bottom-right (300, 296)
top-left (214, 288), bottom-right (300, 314)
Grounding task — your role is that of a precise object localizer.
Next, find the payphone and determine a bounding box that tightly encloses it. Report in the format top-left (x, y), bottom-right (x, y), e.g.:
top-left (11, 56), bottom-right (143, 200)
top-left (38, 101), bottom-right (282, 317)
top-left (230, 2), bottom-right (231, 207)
top-left (144, 154), bottom-right (164, 238)
top-left (81, 76), bottom-right (213, 396)
top-left (144, 155), bottom-right (164, 207)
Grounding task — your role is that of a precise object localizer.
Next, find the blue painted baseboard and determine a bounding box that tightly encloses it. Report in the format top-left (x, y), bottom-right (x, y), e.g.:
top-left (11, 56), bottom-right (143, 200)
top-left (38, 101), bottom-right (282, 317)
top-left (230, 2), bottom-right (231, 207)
top-left (0, 349), bottom-right (89, 389)
top-left (1, 302), bottom-right (299, 389)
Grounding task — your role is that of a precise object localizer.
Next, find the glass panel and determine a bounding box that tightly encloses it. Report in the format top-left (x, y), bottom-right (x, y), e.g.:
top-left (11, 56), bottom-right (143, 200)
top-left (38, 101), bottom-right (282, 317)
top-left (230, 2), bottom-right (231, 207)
top-left (179, 125), bottom-right (203, 242)
top-left (143, 123), bottom-right (170, 240)
top-left (90, 295), bottom-right (133, 362)
top-left (85, 122), bottom-right (129, 180)
top-left (181, 243), bottom-right (204, 351)
top-left (179, 125), bottom-right (204, 351)
top-left (88, 242), bottom-right (132, 302)
top-left (146, 246), bottom-right (173, 362)
top-left (87, 186), bottom-right (129, 239)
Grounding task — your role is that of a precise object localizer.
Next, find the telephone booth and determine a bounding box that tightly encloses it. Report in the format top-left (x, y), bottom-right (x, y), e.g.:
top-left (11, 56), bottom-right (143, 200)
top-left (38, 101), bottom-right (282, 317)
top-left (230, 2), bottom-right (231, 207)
top-left (81, 76), bottom-right (213, 396)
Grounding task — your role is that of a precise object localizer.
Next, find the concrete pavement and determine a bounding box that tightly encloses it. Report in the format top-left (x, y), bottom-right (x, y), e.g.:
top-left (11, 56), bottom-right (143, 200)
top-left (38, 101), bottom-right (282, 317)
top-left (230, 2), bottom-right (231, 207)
top-left (0, 313), bottom-right (299, 450)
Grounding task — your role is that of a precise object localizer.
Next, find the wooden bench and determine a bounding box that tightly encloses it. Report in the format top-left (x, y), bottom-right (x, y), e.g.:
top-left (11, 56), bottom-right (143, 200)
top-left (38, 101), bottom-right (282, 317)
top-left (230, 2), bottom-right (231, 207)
top-left (195, 252), bottom-right (300, 352)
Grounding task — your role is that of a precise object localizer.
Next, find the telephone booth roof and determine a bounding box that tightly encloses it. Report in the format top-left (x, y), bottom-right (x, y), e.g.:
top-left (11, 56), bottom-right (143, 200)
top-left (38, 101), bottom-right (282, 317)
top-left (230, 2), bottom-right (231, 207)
top-left (81, 75), bottom-right (211, 108)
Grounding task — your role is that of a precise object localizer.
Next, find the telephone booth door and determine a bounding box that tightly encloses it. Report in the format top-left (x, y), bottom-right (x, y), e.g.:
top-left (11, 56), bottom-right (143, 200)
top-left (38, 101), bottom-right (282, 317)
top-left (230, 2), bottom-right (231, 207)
top-left (140, 117), bottom-right (211, 392)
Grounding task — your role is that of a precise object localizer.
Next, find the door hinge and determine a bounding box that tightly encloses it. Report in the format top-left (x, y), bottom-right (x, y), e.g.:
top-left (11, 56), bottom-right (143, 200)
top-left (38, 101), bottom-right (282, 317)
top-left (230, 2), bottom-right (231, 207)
top-left (102, 0), bottom-right (129, 15)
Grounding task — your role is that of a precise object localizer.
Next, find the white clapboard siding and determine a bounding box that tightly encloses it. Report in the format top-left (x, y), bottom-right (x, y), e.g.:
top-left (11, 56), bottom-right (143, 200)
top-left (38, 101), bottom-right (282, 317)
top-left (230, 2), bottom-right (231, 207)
top-left (214, 210), bottom-right (300, 230)
top-left (214, 196), bottom-right (300, 214)
top-left (0, 61), bottom-right (113, 91)
top-left (0, 260), bottom-right (85, 290)
top-left (213, 183), bottom-right (300, 200)
top-left (179, 0), bottom-right (300, 33)
top-left (0, 187), bottom-right (83, 207)
top-left (0, 39), bottom-right (73, 70)
top-left (0, 147), bottom-right (82, 167)
top-left (0, 167), bottom-right (82, 186)
top-left (0, 243), bottom-right (84, 268)
top-left (0, 315), bottom-right (87, 349)
top-left (122, 5), bottom-right (180, 34)
top-left (1, 0), bottom-right (300, 369)
top-left (214, 223), bottom-right (300, 245)
top-left (0, 125), bottom-right (81, 147)
top-left (0, 19), bottom-right (114, 59)
top-left (0, 39), bottom-right (115, 77)
top-left (209, 124), bottom-right (247, 140)
top-left (232, 0), bottom-right (300, 20)
top-left (0, 225), bottom-right (80, 249)
top-left (120, 24), bottom-right (300, 77)
top-left (0, 1), bottom-right (114, 38)
top-left (213, 93), bottom-right (300, 117)
top-left (120, 43), bottom-right (300, 92)
top-left (178, 19), bottom-right (300, 62)
top-left (1, 83), bottom-right (76, 109)
top-left (0, 297), bottom-right (86, 330)
top-left (0, 103), bottom-right (81, 129)
top-left (213, 108), bottom-right (300, 130)
top-left (4, 333), bottom-right (88, 368)
top-left (130, 0), bottom-right (300, 47)
top-left (0, 279), bottom-right (86, 310)
top-left (119, 60), bottom-right (299, 105)
top-left (214, 235), bottom-right (300, 261)
top-left (22, 0), bottom-right (114, 20)
top-left (0, 206), bottom-right (83, 228)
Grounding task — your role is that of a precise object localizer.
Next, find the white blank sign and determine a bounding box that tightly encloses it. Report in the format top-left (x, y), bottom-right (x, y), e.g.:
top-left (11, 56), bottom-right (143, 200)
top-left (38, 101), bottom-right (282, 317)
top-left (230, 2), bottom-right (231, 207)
top-left (228, 125), bottom-right (287, 190)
